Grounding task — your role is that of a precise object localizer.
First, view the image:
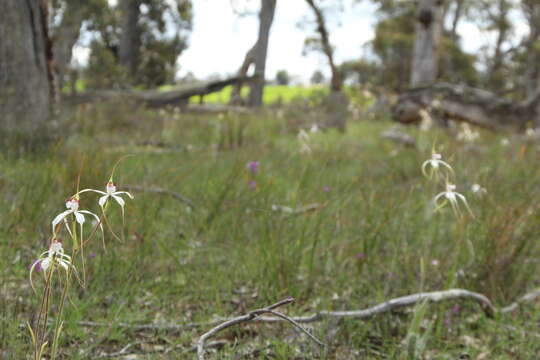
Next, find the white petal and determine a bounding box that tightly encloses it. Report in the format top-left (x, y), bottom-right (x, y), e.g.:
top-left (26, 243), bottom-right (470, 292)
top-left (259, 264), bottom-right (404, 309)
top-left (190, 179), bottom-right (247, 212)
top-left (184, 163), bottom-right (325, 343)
top-left (98, 195), bottom-right (109, 207)
top-left (41, 258), bottom-right (51, 271)
top-left (59, 260), bottom-right (69, 270)
top-left (78, 189), bottom-right (107, 195)
top-left (434, 192), bottom-right (445, 203)
top-left (112, 195), bottom-right (125, 207)
top-left (74, 211), bottom-right (86, 225)
top-left (114, 191), bottom-right (134, 199)
top-left (52, 210), bottom-right (72, 229)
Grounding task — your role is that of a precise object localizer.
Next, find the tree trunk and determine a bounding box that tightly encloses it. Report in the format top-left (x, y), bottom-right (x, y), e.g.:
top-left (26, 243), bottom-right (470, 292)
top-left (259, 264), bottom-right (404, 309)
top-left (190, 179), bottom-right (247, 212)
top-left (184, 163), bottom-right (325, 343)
top-left (410, 0), bottom-right (445, 87)
top-left (393, 82), bottom-right (540, 131)
top-left (0, 0), bottom-right (51, 141)
top-left (247, 0), bottom-right (277, 107)
top-left (119, 0), bottom-right (140, 81)
top-left (229, 44), bottom-right (257, 105)
top-left (450, 0), bottom-right (464, 40)
top-left (486, 0), bottom-right (511, 90)
top-left (523, 0), bottom-right (540, 98)
top-left (52, 1), bottom-right (86, 89)
top-left (305, 0), bottom-right (342, 92)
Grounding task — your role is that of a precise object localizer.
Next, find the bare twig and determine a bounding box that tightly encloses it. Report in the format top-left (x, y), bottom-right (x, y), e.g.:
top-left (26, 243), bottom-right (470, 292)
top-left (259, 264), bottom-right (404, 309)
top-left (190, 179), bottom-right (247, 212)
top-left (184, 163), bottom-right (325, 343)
top-left (124, 185), bottom-right (195, 209)
top-left (271, 203), bottom-right (322, 215)
top-left (196, 297), bottom-right (324, 360)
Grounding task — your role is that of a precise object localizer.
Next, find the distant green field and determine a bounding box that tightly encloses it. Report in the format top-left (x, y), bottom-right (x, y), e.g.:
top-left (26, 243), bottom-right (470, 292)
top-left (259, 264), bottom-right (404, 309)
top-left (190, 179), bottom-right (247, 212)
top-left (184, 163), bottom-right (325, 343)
top-left (190, 84), bottom-right (327, 104)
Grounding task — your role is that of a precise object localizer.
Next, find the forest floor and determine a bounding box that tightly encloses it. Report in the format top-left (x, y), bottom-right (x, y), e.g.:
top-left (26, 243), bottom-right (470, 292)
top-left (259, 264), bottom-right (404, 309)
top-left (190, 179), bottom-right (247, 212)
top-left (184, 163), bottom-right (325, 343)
top-left (2, 102), bottom-right (540, 359)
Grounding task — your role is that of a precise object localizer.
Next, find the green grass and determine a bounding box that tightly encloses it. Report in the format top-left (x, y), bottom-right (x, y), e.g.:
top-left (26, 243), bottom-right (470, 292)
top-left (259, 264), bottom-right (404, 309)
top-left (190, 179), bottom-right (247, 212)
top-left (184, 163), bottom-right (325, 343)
top-left (2, 103), bottom-right (540, 358)
top-left (189, 84), bottom-right (327, 105)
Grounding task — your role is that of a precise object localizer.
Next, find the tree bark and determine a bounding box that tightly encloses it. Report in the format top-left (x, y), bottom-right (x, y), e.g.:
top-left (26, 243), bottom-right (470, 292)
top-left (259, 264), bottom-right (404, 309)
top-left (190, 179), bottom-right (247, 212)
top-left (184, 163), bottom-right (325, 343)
top-left (247, 0), bottom-right (277, 107)
top-left (0, 0), bottom-right (51, 140)
top-left (450, 0), bottom-right (465, 40)
top-left (305, 0), bottom-right (342, 92)
top-left (522, 0), bottom-right (540, 99)
top-left (410, 0), bottom-right (445, 87)
top-left (486, 0), bottom-right (511, 90)
top-left (393, 82), bottom-right (540, 131)
top-left (118, 0), bottom-right (141, 80)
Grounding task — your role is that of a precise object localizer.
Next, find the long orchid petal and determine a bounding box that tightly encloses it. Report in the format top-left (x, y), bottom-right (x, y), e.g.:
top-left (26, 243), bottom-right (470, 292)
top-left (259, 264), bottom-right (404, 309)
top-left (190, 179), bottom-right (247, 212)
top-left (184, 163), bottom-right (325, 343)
top-left (74, 211), bottom-right (86, 225)
top-left (78, 189), bottom-right (107, 195)
top-left (114, 191), bottom-right (134, 199)
top-left (52, 210), bottom-right (72, 231)
top-left (98, 195), bottom-right (109, 208)
top-left (112, 195), bottom-right (125, 208)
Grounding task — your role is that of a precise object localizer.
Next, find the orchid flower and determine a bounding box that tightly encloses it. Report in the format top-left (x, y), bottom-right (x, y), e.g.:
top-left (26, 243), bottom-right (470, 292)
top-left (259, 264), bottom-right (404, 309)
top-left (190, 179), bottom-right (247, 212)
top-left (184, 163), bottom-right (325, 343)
top-left (79, 181), bottom-right (134, 215)
top-left (30, 241), bottom-right (73, 290)
top-left (421, 153), bottom-right (454, 179)
top-left (434, 183), bottom-right (474, 218)
top-left (52, 197), bottom-right (102, 241)
top-left (471, 183), bottom-right (487, 196)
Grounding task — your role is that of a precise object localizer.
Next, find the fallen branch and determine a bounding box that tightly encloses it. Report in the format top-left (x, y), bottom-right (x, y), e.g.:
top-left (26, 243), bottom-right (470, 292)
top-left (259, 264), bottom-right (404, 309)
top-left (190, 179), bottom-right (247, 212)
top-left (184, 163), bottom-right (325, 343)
top-left (393, 82), bottom-right (540, 131)
top-left (254, 289), bottom-right (496, 323)
top-left (501, 287), bottom-right (540, 313)
top-left (64, 75), bottom-right (257, 108)
top-left (77, 287), bottom-right (540, 339)
top-left (124, 185), bottom-right (195, 209)
top-left (271, 203), bottom-right (322, 215)
top-left (196, 297), bottom-right (324, 360)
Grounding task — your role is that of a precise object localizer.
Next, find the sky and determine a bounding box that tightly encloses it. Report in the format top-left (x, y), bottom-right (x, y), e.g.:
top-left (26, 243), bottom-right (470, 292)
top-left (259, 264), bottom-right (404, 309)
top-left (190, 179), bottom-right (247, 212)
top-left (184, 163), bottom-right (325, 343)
top-left (74, 0), bottom-right (531, 84)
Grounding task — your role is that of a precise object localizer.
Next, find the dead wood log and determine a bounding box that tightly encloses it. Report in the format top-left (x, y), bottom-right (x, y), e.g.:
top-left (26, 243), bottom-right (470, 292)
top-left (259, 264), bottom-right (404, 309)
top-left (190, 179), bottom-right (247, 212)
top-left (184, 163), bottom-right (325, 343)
top-left (393, 82), bottom-right (540, 131)
top-left (63, 75), bottom-right (256, 108)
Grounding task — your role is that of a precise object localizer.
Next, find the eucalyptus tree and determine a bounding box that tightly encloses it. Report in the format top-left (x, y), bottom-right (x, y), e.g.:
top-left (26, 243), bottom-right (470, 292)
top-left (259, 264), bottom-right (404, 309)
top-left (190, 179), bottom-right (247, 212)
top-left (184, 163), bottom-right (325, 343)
top-left (0, 0), bottom-right (53, 143)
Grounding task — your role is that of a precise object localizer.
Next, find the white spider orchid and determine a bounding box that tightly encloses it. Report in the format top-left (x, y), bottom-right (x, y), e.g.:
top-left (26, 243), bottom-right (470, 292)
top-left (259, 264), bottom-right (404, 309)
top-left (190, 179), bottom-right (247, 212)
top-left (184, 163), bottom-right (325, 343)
top-left (434, 183), bottom-right (474, 218)
top-left (52, 197), bottom-right (102, 242)
top-left (30, 241), bottom-right (73, 290)
top-left (79, 180), bottom-right (134, 215)
top-left (421, 153), bottom-right (454, 179)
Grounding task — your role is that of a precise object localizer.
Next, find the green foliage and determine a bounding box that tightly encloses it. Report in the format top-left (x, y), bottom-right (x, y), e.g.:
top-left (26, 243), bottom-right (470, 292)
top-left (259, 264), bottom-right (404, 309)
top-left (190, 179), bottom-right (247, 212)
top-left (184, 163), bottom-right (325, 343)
top-left (367, 1), bottom-right (479, 91)
top-left (310, 69), bottom-right (326, 85)
top-left (84, 0), bottom-right (192, 89)
top-left (275, 70), bottom-right (291, 86)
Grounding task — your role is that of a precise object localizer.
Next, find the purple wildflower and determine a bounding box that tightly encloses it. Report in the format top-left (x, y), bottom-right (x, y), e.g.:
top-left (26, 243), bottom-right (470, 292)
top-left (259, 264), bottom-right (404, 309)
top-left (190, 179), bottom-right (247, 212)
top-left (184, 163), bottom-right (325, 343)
top-left (356, 252), bottom-right (365, 260)
top-left (246, 161), bottom-right (260, 174)
top-left (248, 180), bottom-right (257, 189)
top-left (451, 304), bottom-right (460, 314)
top-left (88, 252), bottom-right (97, 260)
top-left (323, 186), bottom-right (330, 193)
